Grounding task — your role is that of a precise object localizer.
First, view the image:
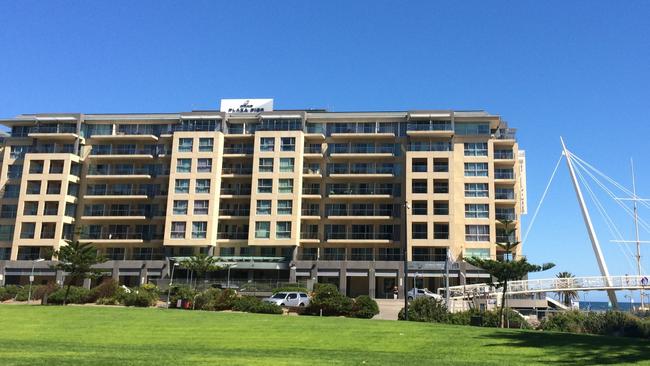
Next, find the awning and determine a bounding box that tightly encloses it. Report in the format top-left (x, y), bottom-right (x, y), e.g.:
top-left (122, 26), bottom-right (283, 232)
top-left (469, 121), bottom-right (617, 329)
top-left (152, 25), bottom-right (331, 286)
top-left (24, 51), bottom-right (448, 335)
top-left (346, 270), bottom-right (368, 277)
top-left (317, 270), bottom-right (339, 277)
top-left (375, 271), bottom-right (398, 277)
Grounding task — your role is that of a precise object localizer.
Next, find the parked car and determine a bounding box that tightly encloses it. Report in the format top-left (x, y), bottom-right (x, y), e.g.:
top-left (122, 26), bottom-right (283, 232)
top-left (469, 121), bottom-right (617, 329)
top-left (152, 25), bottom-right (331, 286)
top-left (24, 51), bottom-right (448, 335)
top-left (407, 288), bottom-right (442, 301)
top-left (263, 292), bottom-right (310, 307)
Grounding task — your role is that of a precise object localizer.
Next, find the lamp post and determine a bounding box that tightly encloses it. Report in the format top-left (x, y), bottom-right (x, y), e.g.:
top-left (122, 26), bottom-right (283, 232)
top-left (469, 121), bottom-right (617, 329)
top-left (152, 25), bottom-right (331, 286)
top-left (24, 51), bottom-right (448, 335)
top-left (166, 262), bottom-right (180, 308)
top-left (227, 263), bottom-right (238, 289)
top-left (28, 258), bottom-right (45, 304)
top-left (403, 201), bottom-right (411, 320)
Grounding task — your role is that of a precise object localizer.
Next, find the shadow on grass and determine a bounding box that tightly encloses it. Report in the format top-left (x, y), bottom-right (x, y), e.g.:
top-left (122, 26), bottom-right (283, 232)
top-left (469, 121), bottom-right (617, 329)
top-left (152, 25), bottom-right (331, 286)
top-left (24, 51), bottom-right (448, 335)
top-left (480, 330), bottom-right (650, 365)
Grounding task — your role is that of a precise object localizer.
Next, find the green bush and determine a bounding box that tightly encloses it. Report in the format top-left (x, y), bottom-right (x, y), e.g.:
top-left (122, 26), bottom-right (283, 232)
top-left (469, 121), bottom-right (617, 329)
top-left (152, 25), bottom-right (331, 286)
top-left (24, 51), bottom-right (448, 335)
top-left (123, 287), bottom-right (159, 307)
top-left (96, 297), bottom-right (120, 305)
top-left (232, 296), bottom-right (283, 314)
top-left (169, 285), bottom-right (198, 308)
top-left (212, 288), bottom-right (238, 310)
top-left (398, 297), bottom-right (448, 322)
top-left (0, 285), bottom-right (20, 301)
top-left (33, 283), bottom-right (59, 301)
top-left (306, 283), bottom-right (352, 316)
top-left (14, 286), bottom-right (31, 301)
top-left (272, 285), bottom-right (309, 294)
top-left (193, 288), bottom-right (222, 310)
top-left (541, 310), bottom-right (649, 338)
top-left (350, 295), bottom-right (379, 319)
top-left (87, 280), bottom-right (119, 303)
top-left (48, 286), bottom-right (92, 304)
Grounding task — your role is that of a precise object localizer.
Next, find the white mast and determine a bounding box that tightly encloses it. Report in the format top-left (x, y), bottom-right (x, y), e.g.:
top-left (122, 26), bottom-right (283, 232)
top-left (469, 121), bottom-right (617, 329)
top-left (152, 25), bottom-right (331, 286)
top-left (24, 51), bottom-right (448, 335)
top-left (630, 159), bottom-right (644, 309)
top-left (560, 137), bottom-right (619, 308)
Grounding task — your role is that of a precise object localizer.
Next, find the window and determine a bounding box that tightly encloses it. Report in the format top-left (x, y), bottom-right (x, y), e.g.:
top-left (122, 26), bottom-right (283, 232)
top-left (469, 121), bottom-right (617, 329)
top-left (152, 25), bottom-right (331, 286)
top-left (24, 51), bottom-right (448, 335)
top-left (106, 248), bottom-right (126, 260)
top-left (195, 179), bottom-right (210, 194)
top-left (433, 159), bottom-right (448, 172)
top-left (279, 158), bottom-right (294, 172)
top-left (3, 185), bottom-right (20, 198)
top-left (27, 181), bottom-right (41, 194)
top-left (276, 222), bottom-right (291, 239)
top-left (23, 202), bottom-right (39, 215)
top-left (41, 223), bottom-right (56, 239)
top-left (194, 200), bottom-right (209, 215)
top-left (464, 142), bottom-right (488, 156)
top-left (433, 180), bottom-right (448, 193)
top-left (495, 168), bottom-right (514, 179)
top-left (281, 137), bottom-right (295, 151)
top-left (10, 145), bottom-right (29, 159)
top-left (20, 223), bottom-right (36, 239)
top-left (495, 207), bottom-right (515, 221)
top-left (465, 183), bottom-right (489, 197)
top-left (67, 182), bottom-right (79, 197)
top-left (323, 247), bottom-right (345, 261)
top-left (178, 138), bottom-right (193, 152)
top-left (350, 248), bottom-right (373, 261)
top-left (1, 205), bottom-right (17, 218)
top-left (47, 181), bottom-right (62, 194)
top-left (466, 225), bottom-right (490, 241)
top-left (258, 179), bottom-right (273, 193)
top-left (412, 201), bottom-right (427, 215)
top-left (0, 225), bottom-right (14, 241)
top-left (495, 187), bottom-right (514, 200)
top-left (260, 247), bottom-right (276, 257)
top-left (61, 223), bottom-right (74, 240)
top-left (260, 137), bottom-right (274, 151)
top-left (239, 246), bottom-right (253, 257)
top-left (176, 159), bottom-right (191, 173)
top-left (0, 247), bottom-right (10, 260)
top-left (411, 159), bottom-right (427, 172)
top-left (173, 200), bottom-right (188, 215)
top-left (465, 204), bottom-right (489, 218)
top-left (465, 248), bottom-right (490, 259)
top-left (133, 248), bottom-right (153, 261)
top-left (277, 200), bottom-right (292, 215)
top-left (192, 222), bottom-right (207, 239)
top-left (455, 122), bottom-right (490, 135)
top-left (412, 223), bottom-right (428, 239)
top-left (278, 179), bottom-right (293, 194)
top-left (65, 203), bottom-right (77, 217)
top-left (412, 180), bottom-right (427, 194)
top-left (198, 138), bottom-right (213, 152)
top-left (30, 160), bottom-right (44, 174)
top-left (464, 163), bottom-right (488, 177)
top-left (49, 160), bottom-right (64, 174)
top-left (44, 202), bottom-right (59, 215)
top-left (197, 158), bottom-right (212, 173)
top-left (255, 222), bottom-right (270, 239)
top-left (259, 158), bottom-right (274, 173)
top-left (434, 223), bottom-right (449, 239)
top-left (433, 201), bottom-right (449, 215)
top-left (175, 179), bottom-right (190, 193)
top-left (220, 247), bottom-right (235, 256)
top-left (69, 162), bottom-right (81, 176)
top-left (171, 222), bottom-right (186, 239)
top-left (256, 200), bottom-right (272, 215)
top-left (8, 164), bottom-right (23, 178)
top-left (378, 247), bottom-right (401, 261)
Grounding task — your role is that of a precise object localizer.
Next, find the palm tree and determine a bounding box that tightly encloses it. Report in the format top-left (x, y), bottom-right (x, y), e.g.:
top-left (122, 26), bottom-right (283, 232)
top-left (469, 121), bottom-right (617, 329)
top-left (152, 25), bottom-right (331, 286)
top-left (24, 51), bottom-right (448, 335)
top-left (51, 240), bottom-right (106, 305)
top-left (555, 271), bottom-right (578, 307)
top-left (180, 254), bottom-right (222, 289)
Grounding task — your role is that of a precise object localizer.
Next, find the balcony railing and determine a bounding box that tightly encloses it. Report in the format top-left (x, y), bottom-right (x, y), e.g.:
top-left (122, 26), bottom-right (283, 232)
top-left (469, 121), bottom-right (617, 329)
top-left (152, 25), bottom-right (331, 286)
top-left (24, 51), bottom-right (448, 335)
top-left (220, 187), bottom-right (252, 195)
top-left (86, 188), bottom-right (166, 196)
top-left (91, 148), bottom-right (161, 156)
top-left (222, 167), bottom-right (253, 175)
top-left (87, 167), bottom-right (169, 176)
top-left (495, 170), bottom-right (515, 179)
top-left (406, 122), bottom-right (453, 131)
top-left (300, 232), bottom-right (320, 240)
top-left (495, 191), bottom-right (515, 200)
top-left (327, 185), bottom-right (397, 196)
top-left (494, 150), bottom-right (514, 159)
top-left (219, 208), bottom-right (250, 216)
top-left (83, 209), bottom-right (165, 217)
top-left (407, 142), bottom-right (452, 152)
top-left (304, 145), bottom-right (322, 154)
top-left (31, 125), bottom-right (78, 134)
top-left (495, 213), bottom-right (516, 221)
top-left (302, 187), bottom-right (321, 195)
top-left (496, 128), bottom-right (517, 140)
top-left (325, 232), bottom-right (398, 240)
top-left (325, 208), bottom-right (399, 217)
top-left (328, 165), bottom-right (397, 175)
top-left (328, 145), bottom-right (396, 155)
top-left (223, 146), bottom-right (254, 154)
top-left (79, 232), bottom-right (164, 240)
top-left (303, 167), bottom-right (322, 175)
top-left (217, 232), bottom-right (248, 240)
top-left (301, 209), bottom-right (320, 216)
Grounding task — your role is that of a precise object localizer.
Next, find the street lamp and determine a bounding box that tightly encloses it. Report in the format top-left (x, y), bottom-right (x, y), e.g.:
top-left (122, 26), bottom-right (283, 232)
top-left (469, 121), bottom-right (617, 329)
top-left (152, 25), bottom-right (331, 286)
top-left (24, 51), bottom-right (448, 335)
top-left (403, 201), bottom-right (411, 320)
top-left (227, 263), bottom-right (238, 289)
top-left (28, 258), bottom-right (45, 304)
top-left (166, 262), bottom-right (180, 308)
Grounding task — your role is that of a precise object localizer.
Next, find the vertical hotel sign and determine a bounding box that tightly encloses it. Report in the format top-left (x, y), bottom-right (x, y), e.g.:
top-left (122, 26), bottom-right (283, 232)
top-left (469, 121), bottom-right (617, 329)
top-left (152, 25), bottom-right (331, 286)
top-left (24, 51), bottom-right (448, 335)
top-left (220, 99), bottom-right (274, 113)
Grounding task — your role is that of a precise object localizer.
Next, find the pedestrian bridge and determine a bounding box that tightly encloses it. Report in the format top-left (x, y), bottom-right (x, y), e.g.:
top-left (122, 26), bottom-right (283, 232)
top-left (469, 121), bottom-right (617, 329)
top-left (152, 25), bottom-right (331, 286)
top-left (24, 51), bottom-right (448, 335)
top-left (444, 275), bottom-right (649, 299)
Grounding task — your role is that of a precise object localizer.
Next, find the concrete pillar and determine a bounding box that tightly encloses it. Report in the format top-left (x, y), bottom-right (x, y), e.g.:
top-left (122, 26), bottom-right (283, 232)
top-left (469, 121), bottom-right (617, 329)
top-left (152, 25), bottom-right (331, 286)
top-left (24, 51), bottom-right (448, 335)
top-left (0, 262), bottom-right (6, 286)
top-left (339, 266), bottom-right (347, 296)
top-left (459, 261), bottom-right (467, 286)
top-left (83, 278), bottom-right (91, 289)
top-left (368, 268), bottom-right (376, 299)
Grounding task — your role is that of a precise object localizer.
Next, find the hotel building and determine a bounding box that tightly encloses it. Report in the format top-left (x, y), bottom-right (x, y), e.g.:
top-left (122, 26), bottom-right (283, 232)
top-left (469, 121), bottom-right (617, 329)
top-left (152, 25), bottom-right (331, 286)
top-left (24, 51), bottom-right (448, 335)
top-left (0, 99), bottom-right (526, 298)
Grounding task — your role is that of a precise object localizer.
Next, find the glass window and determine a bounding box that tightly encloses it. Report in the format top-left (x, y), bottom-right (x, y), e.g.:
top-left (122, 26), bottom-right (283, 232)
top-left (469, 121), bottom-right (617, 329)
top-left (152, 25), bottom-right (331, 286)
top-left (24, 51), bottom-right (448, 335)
top-left (260, 137), bottom-right (274, 152)
top-left (173, 200), bottom-right (188, 215)
top-left (466, 225), bottom-right (490, 241)
top-left (3, 185), bottom-right (20, 198)
top-left (65, 203), bottom-right (77, 217)
top-left (465, 204), bottom-right (489, 218)
top-left (198, 138), bottom-right (213, 152)
top-left (276, 222), bottom-right (291, 239)
top-left (175, 179), bottom-right (190, 193)
top-left (434, 223), bottom-right (449, 239)
top-left (30, 161), bottom-right (44, 174)
top-left (412, 201), bottom-right (427, 215)
top-left (433, 180), bottom-right (448, 194)
top-left (0, 205), bottom-right (17, 218)
top-left (259, 158), bottom-right (274, 173)
top-left (44, 202), bottom-right (59, 215)
top-left (47, 181), bottom-right (62, 194)
top-left (197, 158), bottom-right (212, 173)
top-left (281, 137), bottom-right (295, 151)
top-left (412, 158), bottom-right (427, 172)
top-left (256, 200), bottom-right (271, 215)
top-left (464, 163), bottom-right (488, 177)
top-left (464, 142), bottom-right (488, 156)
top-left (192, 222), bottom-right (207, 239)
top-left (258, 179), bottom-right (273, 194)
top-left (277, 200), bottom-right (292, 215)
top-left (195, 179), bottom-right (210, 194)
top-left (194, 200), bottom-right (209, 215)
top-left (23, 201), bottom-right (39, 215)
top-left (412, 180), bottom-right (427, 194)
top-left (178, 138), bottom-right (193, 152)
top-left (433, 159), bottom-right (448, 172)
top-left (171, 222), bottom-right (186, 239)
top-left (255, 222), bottom-right (270, 239)
top-left (433, 201), bottom-right (449, 215)
top-left (8, 164), bottom-right (23, 178)
top-left (279, 158), bottom-right (294, 173)
top-left (465, 248), bottom-right (490, 259)
top-left (412, 223), bottom-right (428, 239)
top-left (20, 222), bottom-right (36, 239)
top-left (455, 122), bottom-right (490, 135)
top-left (278, 179), bottom-right (293, 194)
top-left (0, 225), bottom-right (14, 241)
top-left (176, 159), bottom-right (191, 173)
top-left (465, 183), bottom-right (489, 197)
top-left (27, 181), bottom-right (41, 194)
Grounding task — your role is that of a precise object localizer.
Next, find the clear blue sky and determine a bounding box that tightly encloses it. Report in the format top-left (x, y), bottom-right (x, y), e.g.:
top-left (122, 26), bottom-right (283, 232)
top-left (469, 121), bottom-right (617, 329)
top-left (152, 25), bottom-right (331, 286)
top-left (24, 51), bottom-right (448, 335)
top-left (2, 1), bottom-right (649, 301)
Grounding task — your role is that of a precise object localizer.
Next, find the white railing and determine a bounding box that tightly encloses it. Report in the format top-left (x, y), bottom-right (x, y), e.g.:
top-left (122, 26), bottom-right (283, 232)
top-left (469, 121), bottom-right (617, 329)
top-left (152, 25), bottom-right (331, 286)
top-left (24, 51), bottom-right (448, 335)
top-left (445, 275), bottom-right (649, 299)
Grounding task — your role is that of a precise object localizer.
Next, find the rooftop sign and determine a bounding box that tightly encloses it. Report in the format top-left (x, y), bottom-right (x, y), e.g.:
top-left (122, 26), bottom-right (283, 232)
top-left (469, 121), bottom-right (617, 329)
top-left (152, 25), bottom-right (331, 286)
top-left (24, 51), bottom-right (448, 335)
top-left (220, 99), bottom-right (273, 113)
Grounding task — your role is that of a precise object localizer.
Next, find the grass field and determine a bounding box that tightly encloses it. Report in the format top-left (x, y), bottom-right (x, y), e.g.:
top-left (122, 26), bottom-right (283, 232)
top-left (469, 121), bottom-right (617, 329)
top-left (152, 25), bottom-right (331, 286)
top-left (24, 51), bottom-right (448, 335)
top-left (0, 306), bottom-right (648, 366)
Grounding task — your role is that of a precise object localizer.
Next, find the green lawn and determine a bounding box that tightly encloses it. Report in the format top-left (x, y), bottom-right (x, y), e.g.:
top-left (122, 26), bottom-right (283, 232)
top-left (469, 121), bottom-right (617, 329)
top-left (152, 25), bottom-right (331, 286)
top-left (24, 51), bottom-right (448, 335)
top-left (0, 306), bottom-right (648, 365)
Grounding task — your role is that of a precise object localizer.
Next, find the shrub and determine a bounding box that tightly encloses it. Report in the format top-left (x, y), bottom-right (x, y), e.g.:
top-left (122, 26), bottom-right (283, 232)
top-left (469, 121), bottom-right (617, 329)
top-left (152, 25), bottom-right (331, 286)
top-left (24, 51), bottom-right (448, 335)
top-left (232, 296), bottom-right (283, 314)
top-left (48, 286), bottom-right (92, 305)
top-left (96, 297), bottom-right (120, 305)
top-left (272, 285), bottom-right (309, 294)
top-left (193, 288), bottom-right (222, 310)
top-left (306, 284), bottom-right (353, 316)
top-left (350, 295), bottom-right (379, 319)
top-left (87, 280), bottom-right (118, 303)
top-left (14, 286), bottom-right (31, 301)
top-left (169, 285), bottom-right (198, 308)
top-left (212, 288), bottom-right (238, 310)
top-left (33, 283), bottom-right (59, 301)
top-left (0, 285), bottom-right (20, 301)
top-left (398, 297), bottom-right (448, 323)
top-left (540, 310), bottom-right (647, 338)
top-left (123, 287), bottom-right (159, 307)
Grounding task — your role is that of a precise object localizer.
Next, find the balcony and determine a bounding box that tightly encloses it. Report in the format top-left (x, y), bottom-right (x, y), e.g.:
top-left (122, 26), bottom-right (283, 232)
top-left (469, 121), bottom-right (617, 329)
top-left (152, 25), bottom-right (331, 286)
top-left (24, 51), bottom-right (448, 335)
top-left (84, 188), bottom-right (165, 200)
top-left (87, 167), bottom-right (169, 179)
top-left (327, 185), bottom-right (398, 198)
top-left (495, 190), bottom-right (515, 201)
top-left (303, 145), bottom-right (323, 155)
top-left (28, 125), bottom-right (79, 140)
top-left (89, 148), bottom-right (158, 160)
top-left (326, 208), bottom-right (398, 220)
top-left (302, 167), bottom-right (322, 176)
top-left (496, 213), bottom-right (516, 221)
top-left (406, 122), bottom-right (453, 137)
top-left (220, 187), bottom-right (252, 196)
top-left (91, 131), bottom-right (159, 142)
top-left (328, 145), bottom-right (396, 158)
top-left (81, 209), bottom-right (150, 220)
top-left (300, 208), bottom-right (320, 219)
top-left (494, 170), bottom-right (515, 181)
top-left (218, 208), bottom-right (250, 217)
top-left (302, 186), bottom-right (322, 197)
top-left (494, 150), bottom-right (514, 160)
top-left (79, 232), bottom-right (163, 243)
top-left (407, 142), bottom-right (452, 152)
top-left (328, 125), bottom-right (395, 138)
top-left (300, 232), bottom-right (320, 241)
top-left (29, 146), bottom-right (77, 155)
top-left (217, 232), bottom-right (248, 240)
top-left (495, 128), bottom-right (516, 141)
top-left (325, 232), bottom-right (398, 243)
top-left (328, 165), bottom-right (397, 178)
top-left (222, 167), bottom-right (253, 176)
top-left (223, 145), bottom-right (254, 155)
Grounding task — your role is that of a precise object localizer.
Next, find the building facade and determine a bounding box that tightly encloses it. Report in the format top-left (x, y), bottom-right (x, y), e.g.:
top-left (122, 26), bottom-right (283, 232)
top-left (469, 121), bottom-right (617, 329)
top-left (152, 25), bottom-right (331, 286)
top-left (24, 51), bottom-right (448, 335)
top-left (0, 99), bottom-right (526, 298)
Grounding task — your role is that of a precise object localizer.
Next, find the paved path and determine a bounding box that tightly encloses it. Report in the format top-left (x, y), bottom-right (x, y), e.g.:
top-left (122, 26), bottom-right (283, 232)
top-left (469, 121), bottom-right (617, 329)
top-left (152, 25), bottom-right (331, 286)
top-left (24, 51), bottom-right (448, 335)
top-left (373, 299), bottom-right (403, 320)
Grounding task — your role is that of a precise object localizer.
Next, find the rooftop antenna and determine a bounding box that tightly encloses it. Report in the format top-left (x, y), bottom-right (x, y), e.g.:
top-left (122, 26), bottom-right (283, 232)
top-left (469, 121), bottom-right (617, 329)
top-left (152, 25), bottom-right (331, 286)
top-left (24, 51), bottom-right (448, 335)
top-left (560, 137), bottom-right (618, 308)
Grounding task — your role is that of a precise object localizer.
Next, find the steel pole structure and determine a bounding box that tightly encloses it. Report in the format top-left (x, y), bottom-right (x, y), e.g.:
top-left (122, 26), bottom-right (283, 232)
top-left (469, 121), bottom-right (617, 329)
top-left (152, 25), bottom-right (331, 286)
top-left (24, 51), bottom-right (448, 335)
top-left (630, 159), bottom-right (644, 309)
top-left (561, 137), bottom-right (618, 308)
top-left (403, 201), bottom-right (410, 320)
top-left (27, 262), bottom-right (35, 304)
